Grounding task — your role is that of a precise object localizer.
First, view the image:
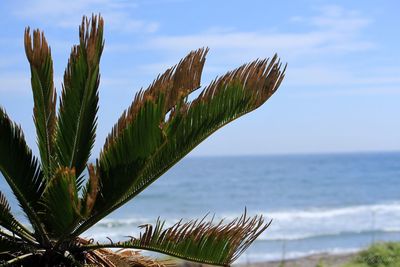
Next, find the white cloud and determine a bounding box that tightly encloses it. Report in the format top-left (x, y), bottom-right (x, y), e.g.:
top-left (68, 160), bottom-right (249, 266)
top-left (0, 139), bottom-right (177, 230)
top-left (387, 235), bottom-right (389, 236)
top-left (146, 30), bottom-right (373, 60)
top-left (13, 0), bottom-right (159, 33)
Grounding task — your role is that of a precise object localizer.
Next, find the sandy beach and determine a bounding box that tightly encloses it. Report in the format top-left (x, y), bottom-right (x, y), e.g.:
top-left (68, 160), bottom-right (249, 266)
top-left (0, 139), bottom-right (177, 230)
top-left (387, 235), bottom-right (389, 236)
top-left (178, 252), bottom-right (357, 267)
top-left (235, 252), bottom-right (357, 267)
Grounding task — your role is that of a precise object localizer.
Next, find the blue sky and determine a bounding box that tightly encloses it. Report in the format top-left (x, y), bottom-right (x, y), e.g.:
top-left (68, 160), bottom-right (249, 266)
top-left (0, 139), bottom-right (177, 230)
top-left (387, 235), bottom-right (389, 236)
top-left (0, 0), bottom-right (399, 156)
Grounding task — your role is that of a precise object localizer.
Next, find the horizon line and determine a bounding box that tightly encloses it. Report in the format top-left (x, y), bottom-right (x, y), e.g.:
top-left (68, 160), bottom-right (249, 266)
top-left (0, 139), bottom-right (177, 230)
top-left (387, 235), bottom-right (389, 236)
top-left (187, 149), bottom-right (400, 158)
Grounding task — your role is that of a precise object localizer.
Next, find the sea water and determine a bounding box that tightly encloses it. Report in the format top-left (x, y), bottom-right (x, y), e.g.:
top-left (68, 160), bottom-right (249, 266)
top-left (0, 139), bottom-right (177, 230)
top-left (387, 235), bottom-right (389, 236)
top-left (1, 152), bottom-right (400, 263)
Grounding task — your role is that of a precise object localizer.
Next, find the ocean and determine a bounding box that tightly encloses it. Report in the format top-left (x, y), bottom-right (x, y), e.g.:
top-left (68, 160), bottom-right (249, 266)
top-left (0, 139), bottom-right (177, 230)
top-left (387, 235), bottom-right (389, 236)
top-left (1, 152), bottom-right (400, 263)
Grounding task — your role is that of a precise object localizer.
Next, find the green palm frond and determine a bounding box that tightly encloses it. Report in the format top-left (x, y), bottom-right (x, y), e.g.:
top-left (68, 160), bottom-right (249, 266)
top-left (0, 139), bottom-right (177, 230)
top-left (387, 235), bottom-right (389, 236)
top-left (74, 52), bottom-right (285, 236)
top-left (0, 107), bottom-right (49, 245)
top-left (126, 57), bottom-right (285, 201)
top-left (41, 167), bottom-right (81, 237)
top-left (82, 212), bottom-right (271, 266)
top-left (55, 15), bottom-right (104, 181)
top-left (0, 191), bottom-right (36, 244)
top-left (24, 28), bottom-right (57, 178)
top-left (74, 49), bottom-right (208, 232)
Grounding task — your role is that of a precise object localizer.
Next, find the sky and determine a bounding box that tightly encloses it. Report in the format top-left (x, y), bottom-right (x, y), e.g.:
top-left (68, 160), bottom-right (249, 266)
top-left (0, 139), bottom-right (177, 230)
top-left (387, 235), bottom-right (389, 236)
top-left (0, 0), bottom-right (399, 157)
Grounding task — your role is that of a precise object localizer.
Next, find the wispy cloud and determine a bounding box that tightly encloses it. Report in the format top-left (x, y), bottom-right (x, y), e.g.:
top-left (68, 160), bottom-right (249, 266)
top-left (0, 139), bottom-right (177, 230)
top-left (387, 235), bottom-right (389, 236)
top-left (136, 5), bottom-right (384, 91)
top-left (291, 86), bottom-right (400, 97)
top-left (144, 4), bottom-right (373, 58)
top-left (13, 0), bottom-right (159, 33)
top-left (304, 5), bottom-right (371, 31)
top-left (287, 66), bottom-right (400, 87)
top-left (5, 3), bottom-right (396, 97)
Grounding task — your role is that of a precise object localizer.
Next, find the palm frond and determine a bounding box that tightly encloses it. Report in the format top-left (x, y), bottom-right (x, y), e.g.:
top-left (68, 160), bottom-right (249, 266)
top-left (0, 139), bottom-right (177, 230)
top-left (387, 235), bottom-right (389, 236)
top-left (0, 107), bottom-right (49, 245)
top-left (81, 212), bottom-right (271, 266)
top-left (24, 28), bottom-right (57, 178)
top-left (55, 15), bottom-right (103, 180)
top-left (76, 55), bottom-right (286, 238)
top-left (0, 191), bottom-right (36, 244)
top-left (120, 56), bottom-right (285, 208)
top-left (74, 49), bottom-right (207, 233)
top-left (41, 167), bottom-right (81, 237)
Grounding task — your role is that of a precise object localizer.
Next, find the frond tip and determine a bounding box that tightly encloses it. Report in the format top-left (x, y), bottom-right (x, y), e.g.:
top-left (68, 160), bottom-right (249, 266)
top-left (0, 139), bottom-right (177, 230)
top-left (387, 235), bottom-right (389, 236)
top-left (82, 211), bottom-right (272, 266)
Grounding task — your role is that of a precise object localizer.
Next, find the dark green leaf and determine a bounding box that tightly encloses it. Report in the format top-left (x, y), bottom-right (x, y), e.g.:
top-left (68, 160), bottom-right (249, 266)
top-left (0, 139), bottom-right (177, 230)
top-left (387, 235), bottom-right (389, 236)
top-left (0, 191), bottom-right (35, 243)
top-left (41, 167), bottom-right (81, 237)
top-left (55, 15), bottom-right (103, 179)
top-left (0, 107), bottom-right (49, 244)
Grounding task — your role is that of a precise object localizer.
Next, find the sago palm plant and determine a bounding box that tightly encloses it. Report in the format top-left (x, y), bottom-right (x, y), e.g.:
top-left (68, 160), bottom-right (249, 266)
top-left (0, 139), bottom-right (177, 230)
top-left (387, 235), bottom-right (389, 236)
top-left (0, 15), bottom-right (286, 266)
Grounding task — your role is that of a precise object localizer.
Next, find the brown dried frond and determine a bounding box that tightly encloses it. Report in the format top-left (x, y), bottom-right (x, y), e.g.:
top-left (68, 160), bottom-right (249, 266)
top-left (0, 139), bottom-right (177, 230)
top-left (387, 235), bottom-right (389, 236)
top-left (78, 237), bottom-right (172, 267)
top-left (106, 249), bottom-right (174, 267)
top-left (102, 48), bottom-right (208, 153)
top-left (87, 249), bottom-right (117, 267)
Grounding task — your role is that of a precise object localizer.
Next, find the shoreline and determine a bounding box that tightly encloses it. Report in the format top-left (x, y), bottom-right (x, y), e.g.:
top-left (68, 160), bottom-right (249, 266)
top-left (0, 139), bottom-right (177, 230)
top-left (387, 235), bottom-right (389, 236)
top-left (235, 251), bottom-right (357, 267)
